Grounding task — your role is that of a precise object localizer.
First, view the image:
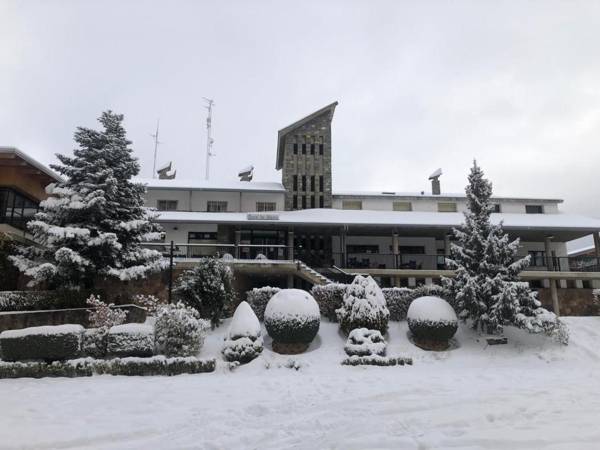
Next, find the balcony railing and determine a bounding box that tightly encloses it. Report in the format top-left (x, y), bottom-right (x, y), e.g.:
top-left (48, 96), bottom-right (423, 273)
top-left (142, 242), bottom-right (294, 261)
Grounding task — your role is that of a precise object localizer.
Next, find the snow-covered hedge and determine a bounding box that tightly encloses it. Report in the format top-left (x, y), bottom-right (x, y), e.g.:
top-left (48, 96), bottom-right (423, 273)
top-left (264, 289), bottom-right (320, 345)
top-left (311, 283), bottom-right (347, 322)
top-left (0, 356), bottom-right (216, 378)
top-left (0, 290), bottom-right (94, 312)
top-left (154, 302), bottom-right (209, 357)
top-left (82, 328), bottom-right (108, 358)
top-left (173, 258), bottom-right (236, 326)
top-left (0, 324), bottom-right (84, 362)
top-left (246, 286), bottom-right (280, 321)
top-left (382, 285), bottom-right (453, 321)
top-left (341, 355), bottom-right (413, 366)
top-left (336, 275), bottom-right (389, 335)
top-left (107, 323), bottom-right (154, 358)
top-left (344, 328), bottom-right (386, 357)
top-left (407, 296), bottom-right (458, 348)
top-left (222, 302), bottom-right (263, 364)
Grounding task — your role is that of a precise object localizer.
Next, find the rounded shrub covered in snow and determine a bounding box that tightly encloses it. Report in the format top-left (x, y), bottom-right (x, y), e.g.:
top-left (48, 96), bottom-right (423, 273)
top-left (264, 289), bottom-right (320, 348)
top-left (407, 296), bottom-right (458, 350)
top-left (154, 302), bottom-right (209, 357)
top-left (336, 275), bottom-right (390, 335)
top-left (246, 286), bottom-right (281, 321)
top-left (344, 328), bottom-right (387, 357)
top-left (222, 301), bottom-right (263, 364)
top-left (311, 283), bottom-right (348, 322)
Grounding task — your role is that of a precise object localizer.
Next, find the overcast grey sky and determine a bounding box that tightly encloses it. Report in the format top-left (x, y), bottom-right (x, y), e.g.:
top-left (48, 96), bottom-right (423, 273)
top-left (1, 0), bottom-right (599, 215)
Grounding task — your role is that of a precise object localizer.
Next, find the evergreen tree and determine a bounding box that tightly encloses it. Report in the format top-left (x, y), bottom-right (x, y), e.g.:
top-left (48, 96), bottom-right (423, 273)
top-left (443, 162), bottom-right (567, 343)
top-left (11, 111), bottom-right (166, 288)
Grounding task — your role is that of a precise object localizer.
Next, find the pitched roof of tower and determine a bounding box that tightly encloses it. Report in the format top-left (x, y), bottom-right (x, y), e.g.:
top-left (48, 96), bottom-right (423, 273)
top-left (275, 101), bottom-right (338, 170)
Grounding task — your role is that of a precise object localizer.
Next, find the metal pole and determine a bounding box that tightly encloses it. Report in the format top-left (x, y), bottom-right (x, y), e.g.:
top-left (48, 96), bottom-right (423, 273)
top-left (168, 240), bottom-right (174, 304)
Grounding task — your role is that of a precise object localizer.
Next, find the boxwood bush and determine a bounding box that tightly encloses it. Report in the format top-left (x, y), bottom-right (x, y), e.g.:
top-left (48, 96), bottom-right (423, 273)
top-left (106, 324), bottom-right (154, 358)
top-left (264, 289), bottom-right (320, 345)
top-left (246, 286), bottom-right (280, 321)
top-left (311, 283), bottom-right (347, 322)
top-left (0, 324), bottom-right (84, 362)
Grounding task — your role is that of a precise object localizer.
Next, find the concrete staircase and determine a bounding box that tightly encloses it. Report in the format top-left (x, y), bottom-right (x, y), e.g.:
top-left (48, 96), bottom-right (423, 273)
top-left (295, 260), bottom-right (332, 286)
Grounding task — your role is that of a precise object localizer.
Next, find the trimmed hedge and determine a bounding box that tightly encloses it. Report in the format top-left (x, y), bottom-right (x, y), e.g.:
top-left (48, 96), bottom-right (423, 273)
top-left (382, 284), bottom-right (454, 321)
top-left (106, 324), bottom-right (154, 358)
top-left (246, 286), bottom-right (280, 321)
top-left (0, 324), bottom-right (84, 362)
top-left (407, 319), bottom-right (458, 342)
top-left (311, 283), bottom-right (347, 322)
top-left (264, 290), bottom-right (320, 345)
top-left (341, 355), bottom-right (413, 366)
top-left (0, 290), bottom-right (103, 312)
top-left (82, 328), bottom-right (108, 358)
top-left (0, 356), bottom-right (216, 378)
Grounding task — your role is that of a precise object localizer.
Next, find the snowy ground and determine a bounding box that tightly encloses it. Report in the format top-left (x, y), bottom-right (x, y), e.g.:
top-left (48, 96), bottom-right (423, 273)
top-left (2, 317), bottom-right (600, 450)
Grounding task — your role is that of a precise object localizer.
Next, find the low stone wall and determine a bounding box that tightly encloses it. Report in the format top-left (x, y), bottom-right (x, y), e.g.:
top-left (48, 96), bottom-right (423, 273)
top-left (537, 288), bottom-right (596, 316)
top-left (0, 304), bottom-right (147, 332)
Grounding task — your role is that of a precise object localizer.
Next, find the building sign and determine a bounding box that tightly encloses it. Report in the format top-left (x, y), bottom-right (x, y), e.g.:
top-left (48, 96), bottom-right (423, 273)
top-left (247, 213), bottom-right (280, 221)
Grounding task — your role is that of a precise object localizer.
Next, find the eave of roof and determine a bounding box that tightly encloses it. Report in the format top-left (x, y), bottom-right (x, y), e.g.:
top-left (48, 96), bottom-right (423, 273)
top-left (333, 191), bottom-right (564, 203)
top-left (0, 146), bottom-right (63, 183)
top-left (275, 102), bottom-right (338, 170)
top-left (136, 178), bottom-right (285, 193)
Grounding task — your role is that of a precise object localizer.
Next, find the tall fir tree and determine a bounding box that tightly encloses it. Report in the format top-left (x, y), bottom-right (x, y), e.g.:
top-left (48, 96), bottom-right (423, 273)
top-left (443, 162), bottom-right (568, 343)
top-left (11, 111), bottom-right (166, 289)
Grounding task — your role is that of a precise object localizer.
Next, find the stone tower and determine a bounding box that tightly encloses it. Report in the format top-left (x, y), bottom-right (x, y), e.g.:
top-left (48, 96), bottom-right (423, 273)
top-left (276, 102), bottom-right (337, 211)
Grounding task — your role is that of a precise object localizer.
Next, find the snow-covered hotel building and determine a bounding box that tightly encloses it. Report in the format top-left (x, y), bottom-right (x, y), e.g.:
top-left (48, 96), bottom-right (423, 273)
top-left (140, 102), bottom-right (600, 312)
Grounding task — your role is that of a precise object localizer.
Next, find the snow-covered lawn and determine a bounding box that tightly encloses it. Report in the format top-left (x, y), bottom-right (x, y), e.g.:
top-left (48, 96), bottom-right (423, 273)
top-left (2, 317), bottom-right (600, 450)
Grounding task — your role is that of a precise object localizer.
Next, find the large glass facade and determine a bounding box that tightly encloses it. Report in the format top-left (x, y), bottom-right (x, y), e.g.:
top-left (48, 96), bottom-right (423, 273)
top-left (0, 188), bottom-right (39, 231)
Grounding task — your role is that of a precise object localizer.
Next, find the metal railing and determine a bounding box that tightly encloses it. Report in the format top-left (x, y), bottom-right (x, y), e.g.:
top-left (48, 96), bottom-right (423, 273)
top-left (331, 253), bottom-right (448, 270)
top-left (142, 242), bottom-right (294, 261)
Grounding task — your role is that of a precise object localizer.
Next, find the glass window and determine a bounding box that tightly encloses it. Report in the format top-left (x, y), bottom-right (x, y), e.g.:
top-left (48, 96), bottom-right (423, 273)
top-left (438, 202), bottom-right (457, 212)
top-left (293, 195), bottom-right (298, 209)
top-left (311, 176), bottom-right (315, 192)
top-left (319, 176), bottom-right (324, 192)
top-left (310, 196), bottom-right (315, 208)
top-left (157, 200), bottom-right (178, 211)
top-left (393, 201), bottom-right (412, 211)
top-left (526, 205), bottom-right (543, 214)
top-left (301, 143), bottom-right (306, 155)
top-left (492, 204), bottom-right (501, 213)
top-left (302, 196), bottom-right (307, 209)
top-left (256, 202), bottom-right (276, 212)
top-left (207, 201), bottom-right (227, 212)
top-left (293, 175), bottom-right (298, 191)
top-left (319, 195), bottom-right (324, 208)
top-left (293, 143), bottom-right (298, 155)
top-left (342, 200), bottom-right (362, 210)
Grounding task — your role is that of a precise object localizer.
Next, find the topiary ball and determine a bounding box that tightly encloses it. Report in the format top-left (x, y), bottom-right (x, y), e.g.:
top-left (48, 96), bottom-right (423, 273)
top-left (264, 289), bottom-right (320, 345)
top-left (407, 296), bottom-right (458, 348)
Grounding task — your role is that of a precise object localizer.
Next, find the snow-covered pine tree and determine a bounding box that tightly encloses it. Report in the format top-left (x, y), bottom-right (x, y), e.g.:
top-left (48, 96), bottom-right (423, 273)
top-left (443, 161), bottom-right (567, 343)
top-left (10, 111), bottom-right (166, 289)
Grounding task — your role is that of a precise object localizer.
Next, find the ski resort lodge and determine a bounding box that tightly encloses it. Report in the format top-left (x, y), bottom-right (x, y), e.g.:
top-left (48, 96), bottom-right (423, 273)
top-left (137, 102), bottom-right (600, 313)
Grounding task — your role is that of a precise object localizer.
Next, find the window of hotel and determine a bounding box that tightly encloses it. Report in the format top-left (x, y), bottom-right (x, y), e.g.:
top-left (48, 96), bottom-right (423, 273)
top-left (0, 188), bottom-right (39, 231)
top-left (319, 195), bottom-right (324, 208)
top-left (399, 246), bottom-right (425, 254)
top-left (342, 200), bottom-right (362, 210)
top-left (319, 176), bottom-right (324, 192)
top-left (310, 143), bottom-right (315, 155)
top-left (302, 196), bottom-right (307, 209)
top-left (293, 143), bottom-right (298, 155)
top-left (347, 245), bottom-right (379, 253)
top-left (310, 196), bottom-right (315, 208)
top-left (293, 175), bottom-right (298, 191)
top-left (526, 204), bottom-right (544, 214)
top-left (528, 250), bottom-right (546, 267)
top-left (437, 202), bottom-right (457, 212)
top-left (319, 137), bottom-right (324, 155)
top-left (157, 200), bottom-right (178, 211)
top-left (293, 196), bottom-right (298, 209)
top-left (301, 176), bottom-right (306, 191)
top-left (492, 204), bottom-right (501, 213)
top-left (301, 143), bottom-right (306, 155)
top-left (256, 202), bottom-right (276, 212)
top-left (207, 201), bottom-right (227, 212)
top-left (311, 176), bottom-right (315, 192)
top-left (393, 201), bottom-right (412, 211)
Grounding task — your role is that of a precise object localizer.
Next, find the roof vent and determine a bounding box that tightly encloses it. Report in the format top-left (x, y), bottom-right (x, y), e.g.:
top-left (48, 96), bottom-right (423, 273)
top-left (429, 168), bottom-right (442, 195)
top-left (238, 165), bottom-right (254, 182)
top-left (157, 161), bottom-right (176, 179)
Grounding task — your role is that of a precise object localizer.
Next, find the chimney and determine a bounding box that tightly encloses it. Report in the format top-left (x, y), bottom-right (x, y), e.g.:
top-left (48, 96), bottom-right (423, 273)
top-left (429, 168), bottom-right (442, 195)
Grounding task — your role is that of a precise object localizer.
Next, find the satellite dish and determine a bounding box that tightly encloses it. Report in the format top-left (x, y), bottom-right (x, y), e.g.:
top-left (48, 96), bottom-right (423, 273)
top-left (238, 165), bottom-right (254, 182)
top-left (429, 168), bottom-right (442, 180)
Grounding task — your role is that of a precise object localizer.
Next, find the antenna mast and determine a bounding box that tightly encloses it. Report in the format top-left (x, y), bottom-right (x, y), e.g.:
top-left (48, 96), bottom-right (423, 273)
top-left (151, 119), bottom-right (161, 178)
top-left (203, 98), bottom-right (215, 180)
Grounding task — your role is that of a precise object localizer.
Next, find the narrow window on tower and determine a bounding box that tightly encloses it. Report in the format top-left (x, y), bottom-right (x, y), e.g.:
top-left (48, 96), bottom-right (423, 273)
top-left (310, 196), bottom-right (315, 208)
top-left (293, 175), bottom-right (298, 191)
top-left (319, 195), bottom-right (324, 208)
top-left (302, 176), bottom-right (306, 191)
top-left (301, 137), bottom-right (306, 155)
top-left (311, 176), bottom-right (315, 192)
top-left (319, 136), bottom-right (324, 155)
top-left (302, 196), bottom-right (307, 209)
top-left (293, 136), bottom-right (298, 155)
top-left (310, 141), bottom-right (315, 155)
top-left (319, 175), bottom-right (324, 192)
top-left (293, 195), bottom-right (298, 209)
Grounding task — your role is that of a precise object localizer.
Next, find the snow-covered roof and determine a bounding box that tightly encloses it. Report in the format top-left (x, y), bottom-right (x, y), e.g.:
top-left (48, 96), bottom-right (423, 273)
top-left (156, 208), bottom-right (600, 234)
top-left (333, 190), bottom-right (563, 203)
top-left (567, 235), bottom-right (596, 256)
top-left (136, 178), bottom-right (285, 193)
top-left (0, 146), bottom-right (63, 182)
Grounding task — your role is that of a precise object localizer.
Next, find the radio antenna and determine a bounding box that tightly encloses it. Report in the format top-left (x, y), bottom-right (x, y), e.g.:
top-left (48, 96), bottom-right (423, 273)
top-left (150, 119), bottom-right (162, 178)
top-left (203, 98), bottom-right (215, 180)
